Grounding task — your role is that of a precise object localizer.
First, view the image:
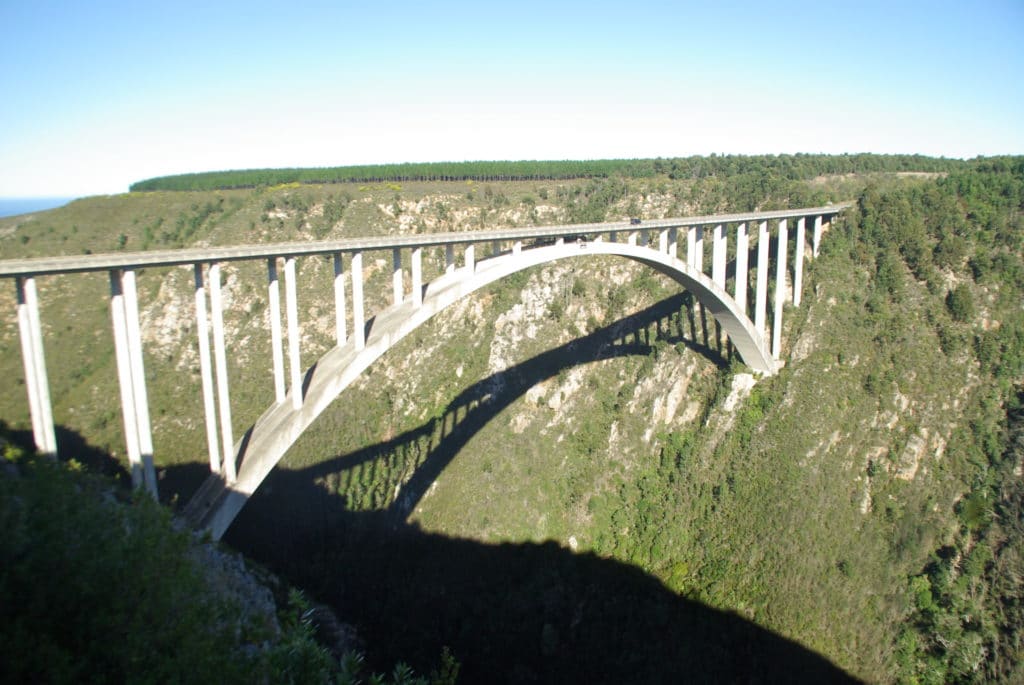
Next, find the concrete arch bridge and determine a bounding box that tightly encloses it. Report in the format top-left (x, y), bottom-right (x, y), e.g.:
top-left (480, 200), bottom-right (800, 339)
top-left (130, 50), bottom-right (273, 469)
top-left (0, 205), bottom-right (848, 539)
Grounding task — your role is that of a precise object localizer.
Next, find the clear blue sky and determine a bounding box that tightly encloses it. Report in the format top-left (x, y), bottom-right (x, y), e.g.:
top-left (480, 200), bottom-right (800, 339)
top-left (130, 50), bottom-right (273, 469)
top-left (1, 0), bottom-right (1021, 197)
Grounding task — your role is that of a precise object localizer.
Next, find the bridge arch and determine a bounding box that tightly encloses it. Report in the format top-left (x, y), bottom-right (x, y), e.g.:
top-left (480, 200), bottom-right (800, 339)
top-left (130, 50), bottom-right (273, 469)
top-left (187, 240), bottom-right (776, 538)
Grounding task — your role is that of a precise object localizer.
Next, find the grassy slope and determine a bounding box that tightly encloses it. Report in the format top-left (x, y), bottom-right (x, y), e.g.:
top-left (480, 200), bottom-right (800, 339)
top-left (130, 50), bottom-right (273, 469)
top-left (1, 168), bottom-right (1019, 681)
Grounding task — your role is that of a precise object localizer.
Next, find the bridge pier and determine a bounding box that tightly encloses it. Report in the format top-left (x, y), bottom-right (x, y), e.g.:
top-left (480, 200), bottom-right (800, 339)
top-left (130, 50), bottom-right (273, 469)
top-left (209, 263), bottom-right (236, 482)
top-left (412, 247), bottom-right (423, 308)
top-left (735, 222), bottom-right (749, 315)
top-left (465, 244), bottom-right (475, 272)
top-left (712, 223), bottom-right (726, 289)
top-left (812, 215), bottom-right (823, 258)
top-left (15, 276), bottom-right (56, 456)
top-left (352, 252), bottom-right (365, 350)
top-left (267, 259), bottom-right (286, 404)
top-left (755, 220), bottom-right (769, 336)
top-left (193, 265), bottom-right (221, 474)
top-left (284, 256), bottom-right (302, 410)
top-left (692, 226), bottom-right (704, 273)
top-left (772, 219), bottom-right (788, 359)
top-left (793, 217), bottom-right (806, 307)
top-left (333, 253), bottom-right (347, 346)
top-left (109, 269), bottom-right (157, 497)
top-left (392, 248), bottom-right (403, 305)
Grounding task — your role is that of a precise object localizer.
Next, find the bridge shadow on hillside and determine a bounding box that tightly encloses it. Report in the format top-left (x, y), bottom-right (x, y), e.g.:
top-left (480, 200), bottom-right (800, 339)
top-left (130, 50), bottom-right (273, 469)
top-left (284, 291), bottom-right (726, 522)
top-left (213, 293), bottom-right (859, 683)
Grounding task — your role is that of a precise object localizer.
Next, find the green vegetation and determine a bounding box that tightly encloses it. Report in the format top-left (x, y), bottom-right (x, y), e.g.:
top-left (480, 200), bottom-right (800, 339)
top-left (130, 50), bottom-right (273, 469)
top-left (129, 153), bottom-right (966, 192)
top-left (2, 154), bottom-right (1023, 682)
top-left (0, 431), bottom-right (458, 684)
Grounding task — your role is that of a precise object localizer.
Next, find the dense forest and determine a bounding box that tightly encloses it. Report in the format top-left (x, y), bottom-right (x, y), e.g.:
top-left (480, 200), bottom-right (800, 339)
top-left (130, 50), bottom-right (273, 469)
top-left (129, 153), bottom-right (965, 192)
top-left (1, 154), bottom-right (1022, 682)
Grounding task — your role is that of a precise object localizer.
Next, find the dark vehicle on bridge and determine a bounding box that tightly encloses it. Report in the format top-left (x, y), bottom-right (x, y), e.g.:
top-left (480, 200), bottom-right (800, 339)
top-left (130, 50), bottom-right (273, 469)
top-left (630, 217), bottom-right (642, 225)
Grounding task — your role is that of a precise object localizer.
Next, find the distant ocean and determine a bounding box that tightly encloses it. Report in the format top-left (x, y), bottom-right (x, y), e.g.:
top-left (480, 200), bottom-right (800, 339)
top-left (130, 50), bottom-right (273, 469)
top-left (0, 197), bottom-right (76, 218)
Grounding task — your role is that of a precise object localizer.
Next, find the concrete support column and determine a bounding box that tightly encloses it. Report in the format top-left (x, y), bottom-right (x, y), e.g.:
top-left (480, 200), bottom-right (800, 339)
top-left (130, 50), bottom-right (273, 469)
top-left (735, 222), bottom-right (749, 314)
top-left (193, 265), bottom-right (220, 474)
top-left (109, 269), bottom-right (156, 496)
top-left (392, 248), bottom-right (403, 305)
top-left (812, 215), bottom-right (823, 258)
top-left (208, 263), bottom-right (235, 482)
top-left (14, 276), bottom-right (56, 457)
top-left (109, 270), bottom-right (143, 489)
top-left (668, 228), bottom-right (678, 258)
top-left (793, 217), bottom-right (806, 307)
top-left (755, 220), bottom-right (769, 336)
top-left (333, 253), bottom-right (347, 346)
top-left (284, 256), bottom-right (302, 410)
top-left (465, 243), bottom-right (475, 271)
top-left (411, 247), bottom-right (423, 308)
top-left (122, 269), bottom-right (157, 498)
top-left (772, 220), bottom-right (788, 359)
top-left (658, 230), bottom-right (668, 253)
top-left (555, 237), bottom-right (565, 246)
top-left (694, 226), bottom-right (704, 274)
top-left (712, 223), bottom-right (726, 289)
top-left (513, 240), bottom-right (522, 254)
top-left (686, 227), bottom-right (697, 268)
top-left (445, 244), bottom-right (455, 274)
top-left (628, 231), bottom-right (638, 246)
top-left (267, 259), bottom-right (286, 404)
top-left (351, 252), bottom-right (365, 350)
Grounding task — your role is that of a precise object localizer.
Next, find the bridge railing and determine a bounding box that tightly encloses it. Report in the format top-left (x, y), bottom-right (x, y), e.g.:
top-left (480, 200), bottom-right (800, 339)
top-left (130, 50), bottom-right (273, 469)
top-left (0, 204), bottom-right (849, 499)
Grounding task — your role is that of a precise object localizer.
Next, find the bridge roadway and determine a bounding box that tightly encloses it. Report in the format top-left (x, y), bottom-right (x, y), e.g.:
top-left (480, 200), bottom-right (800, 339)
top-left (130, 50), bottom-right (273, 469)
top-left (1, 203), bottom-right (850, 537)
top-left (0, 205), bottom-right (848, 276)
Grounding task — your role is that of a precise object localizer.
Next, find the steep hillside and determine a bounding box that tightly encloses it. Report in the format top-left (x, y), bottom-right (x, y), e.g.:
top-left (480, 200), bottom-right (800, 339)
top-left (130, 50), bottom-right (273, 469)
top-left (1, 159), bottom-right (1021, 682)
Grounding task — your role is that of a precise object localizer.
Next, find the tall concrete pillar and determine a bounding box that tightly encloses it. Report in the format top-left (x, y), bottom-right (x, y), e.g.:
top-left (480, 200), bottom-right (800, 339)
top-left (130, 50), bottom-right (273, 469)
top-left (513, 240), bottom-right (522, 254)
top-left (284, 256), bottom-right (302, 410)
top-left (694, 226), bottom-right (704, 274)
top-left (735, 222), bottom-right (749, 314)
top-left (351, 251), bottom-right (365, 350)
top-left (812, 215), bottom-right (823, 258)
top-left (122, 269), bottom-right (157, 498)
top-left (658, 230), bottom-right (668, 253)
top-left (668, 227), bottom-right (678, 258)
top-left (755, 220), bottom-right (769, 336)
top-left (712, 223), bottom-right (726, 289)
top-left (411, 247), bottom-right (423, 308)
top-left (392, 248), bottom-right (403, 305)
top-left (193, 265), bottom-right (220, 474)
top-left (267, 259), bottom-right (286, 404)
top-left (465, 243), bottom-right (475, 271)
top-left (208, 263), bottom-right (235, 482)
top-left (793, 217), bottom-right (806, 307)
top-left (15, 276), bottom-right (56, 457)
top-left (628, 231), bottom-right (638, 246)
top-left (772, 219), bottom-right (788, 359)
top-left (109, 269), bottom-right (143, 489)
top-left (333, 253), bottom-right (347, 346)
top-left (686, 227), bottom-right (696, 268)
